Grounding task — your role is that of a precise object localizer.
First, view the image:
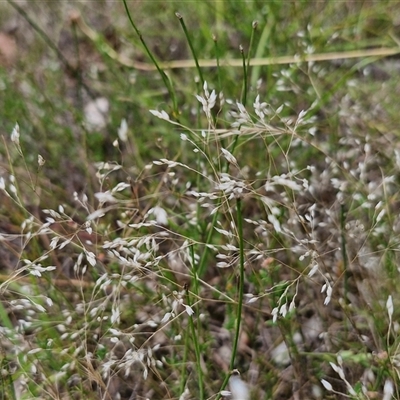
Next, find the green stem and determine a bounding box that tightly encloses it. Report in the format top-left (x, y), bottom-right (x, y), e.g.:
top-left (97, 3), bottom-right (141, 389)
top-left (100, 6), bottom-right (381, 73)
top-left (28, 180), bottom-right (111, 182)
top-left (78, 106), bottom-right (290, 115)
top-left (179, 318), bottom-right (190, 394)
top-left (230, 198), bottom-right (245, 370)
top-left (340, 203), bottom-right (349, 301)
top-left (246, 21), bottom-right (258, 92)
top-left (197, 198), bottom-right (221, 277)
top-left (225, 44), bottom-right (248, 175)
top-left (176, 13), bottom-right (205, 86)
top-left (190, 244), bottom-right (200, 304)
top-left (213, 34), bottom-right (222, 93)
top-left (185, 287), bottom-right (204, 400)
top-left (122, 0), bottom-right (178, 117)
top-left (216, 197), bottom-right (246, 399)
top-left (240, 45), bottom-right (248, 107)
top-left (190, 242), bottom-right (203, 356)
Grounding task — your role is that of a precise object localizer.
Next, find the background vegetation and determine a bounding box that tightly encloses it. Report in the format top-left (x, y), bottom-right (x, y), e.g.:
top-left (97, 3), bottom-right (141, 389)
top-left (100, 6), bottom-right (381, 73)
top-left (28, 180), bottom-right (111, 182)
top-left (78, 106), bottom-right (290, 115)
top-left (0, 1), bottom-right (400, 399)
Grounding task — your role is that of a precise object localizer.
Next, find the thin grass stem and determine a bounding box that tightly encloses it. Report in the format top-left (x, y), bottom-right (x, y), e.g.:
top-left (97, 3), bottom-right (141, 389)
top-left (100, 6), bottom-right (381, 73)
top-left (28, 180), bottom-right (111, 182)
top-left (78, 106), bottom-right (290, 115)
top-left (340, 204), bottom-right (349, 302)
top-left (179, 317), bottom-right (190, 395)
top-left (213, 34), bottom-right (222, 93)
top-left (246, 21), bottom-right (258, 90)
top-left (197, 209), bottom-right (220, 278)
top-left (230, 197), bottom-right (245, 371)
top-left (216, 197), bottom-right (246, 399)
top-left (185, 286), bottom-right (204, 400)
top-left (122, 0), bottom-right (179, 117)
top-left (240, 45), bottom-right (248, 107)
top-left (176, 12), bottom-right (205, 86)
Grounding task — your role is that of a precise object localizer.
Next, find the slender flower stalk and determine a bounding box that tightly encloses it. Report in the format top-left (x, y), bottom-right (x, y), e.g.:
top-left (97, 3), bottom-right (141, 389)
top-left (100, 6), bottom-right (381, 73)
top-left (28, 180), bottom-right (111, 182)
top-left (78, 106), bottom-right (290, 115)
top-left (176, 12), bottom-right (205, 86)
top-left (185, 286), bottom-right (204, 400)
top-left (216, 198), bottom-right (246, 399)
top-left (122, 0), bottom-right (178, 117)
top-left (213, 34), bottom-right (222, 93)
top-left (230, 197), bottom-right (245, 371)
top-left (240, 45), bottom-right (247, 108)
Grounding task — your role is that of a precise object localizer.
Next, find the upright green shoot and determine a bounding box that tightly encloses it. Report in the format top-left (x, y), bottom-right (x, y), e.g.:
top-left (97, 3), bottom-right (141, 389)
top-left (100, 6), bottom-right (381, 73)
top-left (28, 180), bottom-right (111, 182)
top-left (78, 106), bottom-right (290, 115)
top-left (176, 12), bottom-right (205, 86)
top-left (122, 0), bottom-right (179, 117)
top-left (216, 197), bottom-right (246, 399)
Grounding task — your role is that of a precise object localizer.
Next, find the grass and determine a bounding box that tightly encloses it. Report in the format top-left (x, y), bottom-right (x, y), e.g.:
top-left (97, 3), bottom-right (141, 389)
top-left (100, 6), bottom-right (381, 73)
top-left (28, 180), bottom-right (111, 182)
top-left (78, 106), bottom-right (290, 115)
top-left (1, 1), bottom-right (400, 399)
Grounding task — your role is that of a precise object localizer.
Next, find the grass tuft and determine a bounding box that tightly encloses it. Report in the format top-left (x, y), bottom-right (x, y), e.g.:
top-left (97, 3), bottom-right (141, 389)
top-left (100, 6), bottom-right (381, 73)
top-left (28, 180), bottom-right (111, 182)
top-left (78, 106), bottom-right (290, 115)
top-left (0, 1), bottom-right (400, 399)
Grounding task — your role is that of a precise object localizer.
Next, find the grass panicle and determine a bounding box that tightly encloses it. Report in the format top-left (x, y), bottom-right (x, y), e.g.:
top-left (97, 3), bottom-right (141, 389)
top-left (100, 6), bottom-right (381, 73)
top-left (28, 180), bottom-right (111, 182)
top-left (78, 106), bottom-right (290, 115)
top-left (0, 1), bottom-right (400, 399)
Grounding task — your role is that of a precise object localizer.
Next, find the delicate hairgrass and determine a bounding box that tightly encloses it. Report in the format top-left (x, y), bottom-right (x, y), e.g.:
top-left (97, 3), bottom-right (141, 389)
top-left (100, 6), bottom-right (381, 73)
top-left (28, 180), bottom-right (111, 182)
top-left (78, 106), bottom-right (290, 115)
top-left (193, 36), bottom-right (252, 279)
top-left (1, 1), bottom-right (400, 399)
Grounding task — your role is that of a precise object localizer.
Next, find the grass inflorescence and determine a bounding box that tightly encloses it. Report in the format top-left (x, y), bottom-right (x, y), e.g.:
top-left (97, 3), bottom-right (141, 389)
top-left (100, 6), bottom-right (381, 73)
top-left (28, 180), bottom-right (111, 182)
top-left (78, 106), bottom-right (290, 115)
top-left (1, 1), bottom-right (400, 399)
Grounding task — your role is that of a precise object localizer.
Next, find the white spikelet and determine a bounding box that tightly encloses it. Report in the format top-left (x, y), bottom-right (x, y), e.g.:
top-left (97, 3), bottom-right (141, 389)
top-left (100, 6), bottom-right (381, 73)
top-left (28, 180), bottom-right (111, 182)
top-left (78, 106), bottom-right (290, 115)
top-left (229, 371), bottom-right (249, 400)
